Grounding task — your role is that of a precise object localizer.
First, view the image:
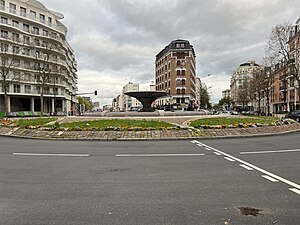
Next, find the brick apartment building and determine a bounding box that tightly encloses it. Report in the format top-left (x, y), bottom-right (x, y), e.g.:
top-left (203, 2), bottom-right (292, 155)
top-left (155, 39), bottom-right (196, 110)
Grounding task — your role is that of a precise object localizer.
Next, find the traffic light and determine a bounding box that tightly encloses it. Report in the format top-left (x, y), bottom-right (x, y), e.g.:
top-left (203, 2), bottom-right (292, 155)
top-left (94, 90), bottom-right (97, 95)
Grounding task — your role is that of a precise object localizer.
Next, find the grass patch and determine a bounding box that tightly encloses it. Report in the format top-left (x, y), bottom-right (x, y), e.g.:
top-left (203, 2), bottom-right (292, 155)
top-left (57, 119), bottom-right (178, 131)
top-left (13, 117), bottom-right (58, 128)
top-left (191, 116), bottom-right (279, 129)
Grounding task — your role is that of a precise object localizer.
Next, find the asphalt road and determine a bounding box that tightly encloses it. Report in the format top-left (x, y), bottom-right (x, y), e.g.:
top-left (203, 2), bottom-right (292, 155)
top-left (0, 133), bottom-right (299, 225)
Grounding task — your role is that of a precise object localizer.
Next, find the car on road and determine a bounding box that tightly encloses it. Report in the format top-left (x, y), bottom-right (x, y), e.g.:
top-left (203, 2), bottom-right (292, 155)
top-left (285, 110), bottom-right (300, 122)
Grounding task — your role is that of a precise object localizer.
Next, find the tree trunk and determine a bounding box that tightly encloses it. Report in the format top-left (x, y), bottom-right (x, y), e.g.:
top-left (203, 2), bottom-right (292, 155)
top-left (40, 95), bottom-right (44, 114)
top-left (4, 91), bottom-right (8, 115)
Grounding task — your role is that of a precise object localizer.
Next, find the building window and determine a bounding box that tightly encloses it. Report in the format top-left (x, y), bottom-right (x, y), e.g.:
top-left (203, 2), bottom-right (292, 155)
top-left (182, 79), bottom-right (186, 85)
top-left (44, 87), bottom-right (50, 94)
top-left (24, 60), bottom-right (30, 69)
top-left (1, 16), bottom-right (8, 24)
top-left (23, 48), bottom-right (30, 56)
top-left (13, 84), bottom-right (20, 93)
top-left (0, 43), bottom-right (8, 52)
top-left (32, 27), bottom-right (39, 35)
top-left (13, 58), bottom-right (20, 66)
top-left (177, 89), bottom-right (180, 94)
top-left (34, 38), bottom-right (40, 46)
top-left (12, 33), bottom-right (19, 42)
top-left (0, 0), bottom-right (5, 10)
top-left (9, 3), bottom-right (16, 14)
top-left (30, 10), bottom-right (36, 19)
top-left (1, 30), bottom-right (8, 38)
top-left (43, 29), bottom-right (48, 36)
top-left (177, 70), bottom-right (180, 76)
top-left (23, 23), bottom-right (29, 32)
top-left (12, 20), bottom-right (19, 28)
top-left (176, 80), bottom-right (181, 85)
top-left (23, 35), bottom-right (30, 44)
top-left (182, 70), bottom-right (186, 76)
top-left (182, 89), bottom-right (185, 94)
top-left (53, 87), bottom-right (58, 95)
top-left (25, 85), bottom-right (31, 93)
top-left (34, 86), bottom-right (40, 94)
top-left (13, 46), bottom-right (19, 54)
top-left (20, 7), bottom-right (26, 17)
top-left (48, 17), bottom-right (52, 26)
top-left (40, 14), bottom-right (45, 23)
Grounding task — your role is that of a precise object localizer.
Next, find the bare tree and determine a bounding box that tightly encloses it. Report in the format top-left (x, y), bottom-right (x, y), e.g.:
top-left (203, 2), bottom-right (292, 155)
top-left (198, 85), bottom-right (210, 109)
top-left (237, 80), bottom-right (251, 110)
top-left (250, 67), bottom-right (272, 115)
top-left (266, 21), bottom-right (300, 110)
top-left (32, 40), bottom-right (57, 114)
top-left (0, 35), bottom-right (24, 114)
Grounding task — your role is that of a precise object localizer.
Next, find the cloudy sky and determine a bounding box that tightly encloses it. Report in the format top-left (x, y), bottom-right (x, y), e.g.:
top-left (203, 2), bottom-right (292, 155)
top-left (40, 0), bottom-right (299, 105)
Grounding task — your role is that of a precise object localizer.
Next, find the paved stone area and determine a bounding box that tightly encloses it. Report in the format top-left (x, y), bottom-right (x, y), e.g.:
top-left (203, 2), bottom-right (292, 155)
top-left (0, 116), bottom-right (299, 141)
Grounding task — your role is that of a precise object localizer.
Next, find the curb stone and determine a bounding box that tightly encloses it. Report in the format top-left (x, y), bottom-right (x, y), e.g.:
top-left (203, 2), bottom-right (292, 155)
top-left (0, 122), bottom-right (299, 141)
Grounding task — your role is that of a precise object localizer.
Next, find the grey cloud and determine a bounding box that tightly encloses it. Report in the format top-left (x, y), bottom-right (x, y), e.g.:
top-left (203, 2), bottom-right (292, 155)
top-left (40, 0), bottom-right (300, 102)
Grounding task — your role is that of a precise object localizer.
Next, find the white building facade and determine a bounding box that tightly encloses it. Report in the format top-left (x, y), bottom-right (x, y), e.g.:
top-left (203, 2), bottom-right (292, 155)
top-left (0, 0), bottom-right (77, 115)
top-left (121, 82), bottom-right (141, 111)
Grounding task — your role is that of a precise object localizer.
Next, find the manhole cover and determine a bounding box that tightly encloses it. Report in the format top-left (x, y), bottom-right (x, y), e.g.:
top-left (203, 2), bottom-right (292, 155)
top-left (238, 207), bottom-right (263, 216)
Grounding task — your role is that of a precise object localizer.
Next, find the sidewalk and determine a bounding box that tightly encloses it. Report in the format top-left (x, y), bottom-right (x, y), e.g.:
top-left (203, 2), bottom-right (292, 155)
top-left (0, 118), bottom-right (299, 141)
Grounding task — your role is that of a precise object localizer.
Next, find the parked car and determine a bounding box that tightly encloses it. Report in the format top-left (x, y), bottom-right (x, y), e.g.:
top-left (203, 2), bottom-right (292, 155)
top-left (285, 110), bottom-right (300, 122)
top-left (230, 110), bottom-right (239, 115)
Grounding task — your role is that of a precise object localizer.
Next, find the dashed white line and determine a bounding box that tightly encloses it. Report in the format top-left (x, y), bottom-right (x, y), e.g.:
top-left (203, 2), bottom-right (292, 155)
top-left (224, 157), bottom-right (235, 162)
top-left (240, 164), bottom-right (254, 171)
top-left (240, 149), bottom-right (300, 155)
top-left (197, 144), bottom-right (203, 147)
top-left (204, 147), bottom-right (211, 151)
top-left (13, 153), bottom-right (89, 157)
top-left (213, 152), bottom-right (222, 156)
top-left (262, 175), bottom-right (279, 182)
top-left (193, 140), bottom-right (300, 191)
top-left (116, 153), bottom-right (206, 157)
top-left (289, 188), bottom-right (300, 195)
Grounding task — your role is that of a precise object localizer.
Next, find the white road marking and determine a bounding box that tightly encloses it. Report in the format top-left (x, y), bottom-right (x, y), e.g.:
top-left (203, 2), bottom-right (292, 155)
top-left (262, 175), bottom-right (279, 182)
top-left (13, 153), bottom-right (89, 157)
top-left (197, 144), bottom-right (203, 147)
top-left (116, 153), bottom-right (206, 157)
top-left (224, 157), bottom-right (235, 162)
top-left (204, 147), bottom-right (211, 151)
top-left (213, 152), bottom-right (222, 156)
top-left (192, 140), bottom-right (201, 144)
top-left (289, 188), bottom-right (300, 195)
top-left (240, 149), bottom-right (300, 155)
top-left (240, 164), bottom-right (254, 170)
top-left (194, 141), bottom-right (300, 191)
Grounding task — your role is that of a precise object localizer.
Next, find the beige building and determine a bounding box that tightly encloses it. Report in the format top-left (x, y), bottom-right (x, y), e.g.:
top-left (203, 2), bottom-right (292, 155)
top-left (0, 0), bottom-right (77, 115)
top-left (155, 39), bottom-right (196, 110)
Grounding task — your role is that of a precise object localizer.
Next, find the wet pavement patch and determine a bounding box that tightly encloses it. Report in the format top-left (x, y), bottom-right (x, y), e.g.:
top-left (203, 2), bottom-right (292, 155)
top-left (238, 207), bottom-right (263, 216)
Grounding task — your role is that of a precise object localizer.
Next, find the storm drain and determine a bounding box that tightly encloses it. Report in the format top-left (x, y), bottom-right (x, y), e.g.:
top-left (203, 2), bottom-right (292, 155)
top-left (238, 207), bottom-right (263, 216)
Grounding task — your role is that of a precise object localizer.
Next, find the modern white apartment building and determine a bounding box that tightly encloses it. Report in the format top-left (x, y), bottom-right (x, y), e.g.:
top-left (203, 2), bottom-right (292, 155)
top-left (121, 82), bottom-right (141, 111)
top-left (0, 0), bottom-right (77, 115)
